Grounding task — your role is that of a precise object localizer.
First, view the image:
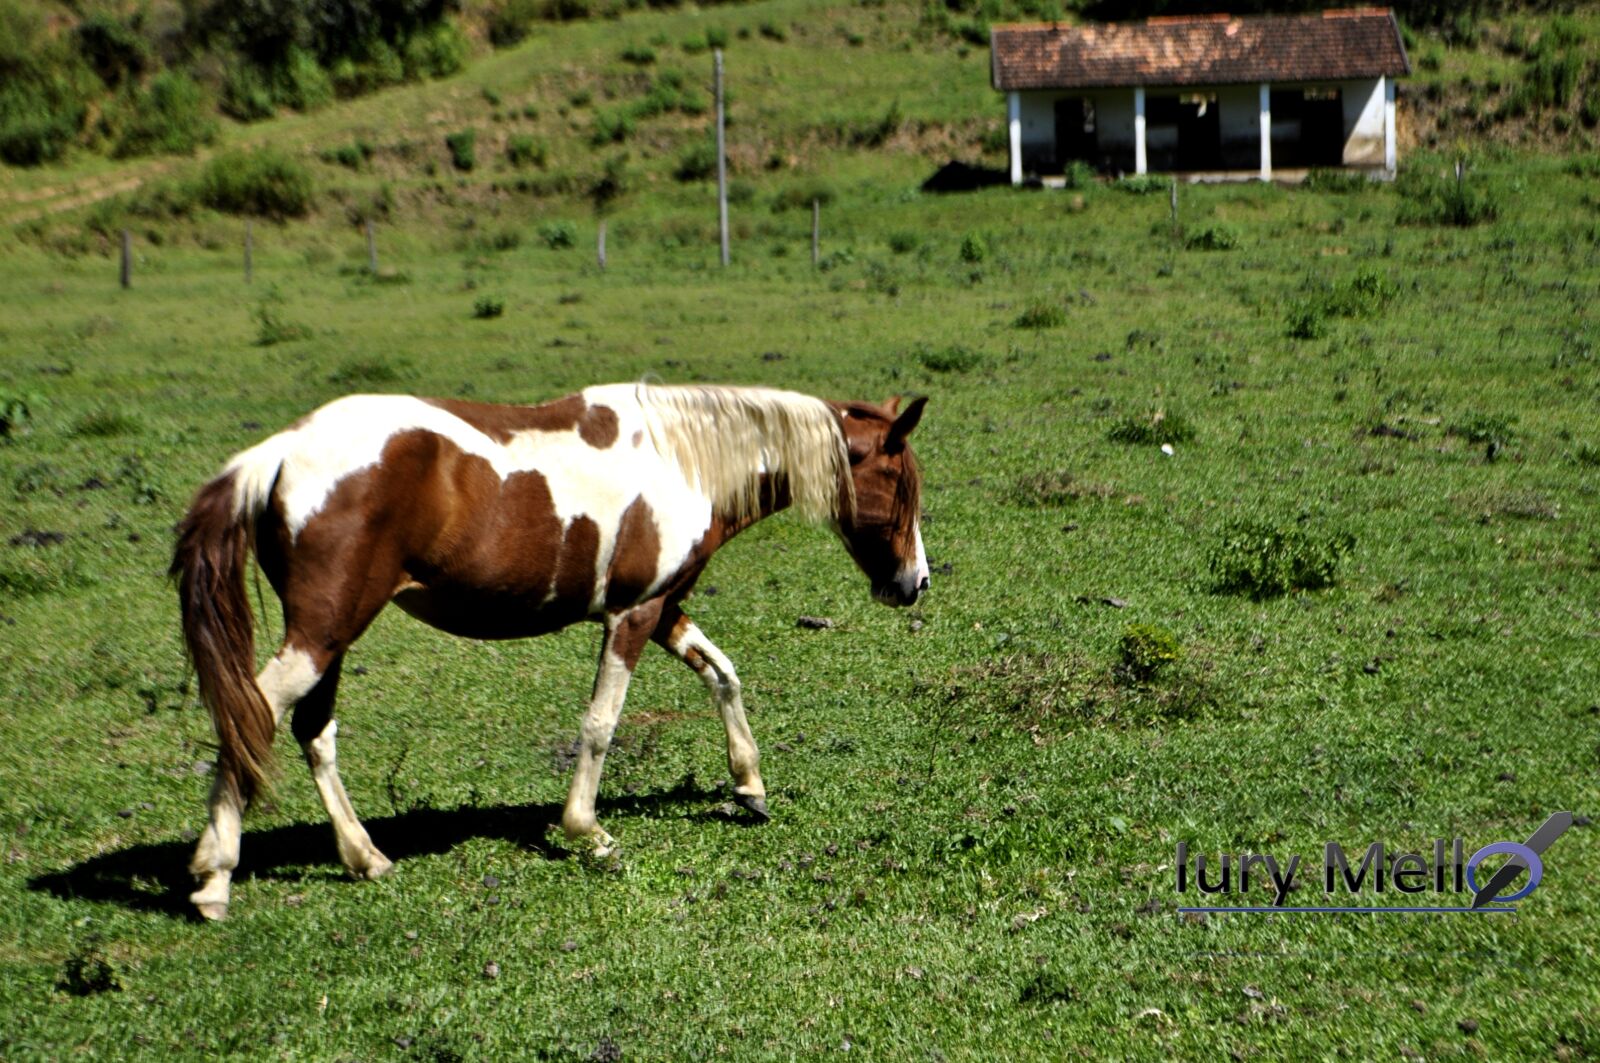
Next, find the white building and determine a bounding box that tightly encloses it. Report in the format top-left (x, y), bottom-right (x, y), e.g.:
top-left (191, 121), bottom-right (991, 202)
top-left (990, 9), bottom-right (1410, 183)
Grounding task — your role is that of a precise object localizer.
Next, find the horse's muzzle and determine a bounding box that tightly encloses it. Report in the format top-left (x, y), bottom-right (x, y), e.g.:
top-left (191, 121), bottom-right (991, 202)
top-left (874, 574), bottom-right (929, 608)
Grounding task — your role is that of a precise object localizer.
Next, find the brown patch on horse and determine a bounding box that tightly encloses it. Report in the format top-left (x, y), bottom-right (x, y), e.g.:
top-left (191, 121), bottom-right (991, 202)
top-left (578, 404), bottom-right (620, 448)
top-left (423, 395), bottom-right (585, 444)
top-left (606, 496), bottom-right (662, 609)
top-left (553, 516), bottom-right (601, 608)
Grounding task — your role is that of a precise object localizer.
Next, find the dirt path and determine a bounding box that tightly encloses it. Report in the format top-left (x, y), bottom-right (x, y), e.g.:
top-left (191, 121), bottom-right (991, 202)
top-left (0, 161), bottom-right (176, 228)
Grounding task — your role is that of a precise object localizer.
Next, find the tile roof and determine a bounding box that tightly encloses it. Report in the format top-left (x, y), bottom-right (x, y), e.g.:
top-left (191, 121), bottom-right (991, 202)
top-left (991, 8), bottom-right (1410, 91)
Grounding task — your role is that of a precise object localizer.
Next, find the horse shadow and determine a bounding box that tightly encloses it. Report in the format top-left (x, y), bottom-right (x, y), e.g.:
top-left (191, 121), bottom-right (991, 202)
top-left (27, 777), bottom-right (737, 920)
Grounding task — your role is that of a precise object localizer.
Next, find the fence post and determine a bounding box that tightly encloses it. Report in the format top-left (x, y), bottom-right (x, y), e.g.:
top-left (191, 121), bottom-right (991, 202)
top-left (365, 219), bottom-right (378, 274)
top-left (715, 48), bottom-right (729, 268)
top-left (1169, 176), bottom-right (1178, 227)
top-left (811, 198), bottom-right (820, 268)
top-left (244, 221), bottom-right (254, 284)
top-left (597, 219), bottom-right (607, 271)
top-left (120, 230), bottom-right (131, 289)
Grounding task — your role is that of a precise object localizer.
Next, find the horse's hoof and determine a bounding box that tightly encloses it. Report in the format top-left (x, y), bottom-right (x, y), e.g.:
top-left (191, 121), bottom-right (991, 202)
top-left (356, 852), bottom-right (394, 880)
top-left (194, 902), bottom-right (229, 922)
top-left (733, 793), bottom-right (770, 822)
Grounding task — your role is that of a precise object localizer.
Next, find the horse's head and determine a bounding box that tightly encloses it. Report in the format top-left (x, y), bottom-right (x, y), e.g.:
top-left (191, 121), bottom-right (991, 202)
top-left (832, 396), bottom-right (929, 607)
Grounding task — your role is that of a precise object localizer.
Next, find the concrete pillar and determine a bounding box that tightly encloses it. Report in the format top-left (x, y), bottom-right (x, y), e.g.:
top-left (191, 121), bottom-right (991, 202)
top-left (1383, 76), bottom-right (1396, 173)
top-left (1133, 86), bottom-right (1147, 175)
top-left (1258, 82), bottom-right (1272, 181)
top-left (1008, 92), bottom-right (1023, 185)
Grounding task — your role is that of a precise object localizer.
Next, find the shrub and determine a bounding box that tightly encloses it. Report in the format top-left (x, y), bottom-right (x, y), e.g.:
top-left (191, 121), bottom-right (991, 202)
top-left (1287, 267), bottom-right (1395, 337)
top-left (538, 220), bottom-right (577, 248)
top-left (589, 153), bottom-right (629, 212)
top-left (674, 141), bottom-right (717, 182)
top-left (473, 295), bottom-right (505, 319)
top-left (959, 232), bottom-right (987, 263)
top-left (506, 134), bottom-right (547, 167)
top-left (589, 108), bottom-right (634, 146)
top-left (404, 21), bottom-right (468, 79)
top-left (1, 393), bottom-right (37, 440)
top-left (221, 63), bottom-right (275, 122)
top-left (917, 344), bottom-right (982, 373)
top-left (1184, 224), bottom-right (1240, 251)
top-left (1286, 299), bottom-right (1328, 340)
top-left (1115, 175), bottom-right (1166, 195)
top-left (253, 286), bottom-right (310, 346)
top-left (197, 148), bottom-right (315, 219)
top-left (0, 3), bottom-right (97, 165)
top-left (321, 141), bottom-right (374, 170)
top-left (1207, 519), bottom-right (1355, 599)
top-left (488, 0), bottom-right (541, 46)
top-left (887, 231), bottom-right (921, 254)
top-left (1014, 300), bottom-right (1068, 329)
top-left (445, 129), bottom-right (477, 171)
top-left (1062, 159), bottom-right (1097, 189)
top-left (273, 47), bottom-right (333, 112)
top-left (1118, 624), bottom-right (1183, 683)
top-left (1107, 409), bottom-right (1195, 445)
top-left (771, 180), bottom-right (835, 212)
top-left (850, 100), bottom-right (903, 147)
top-left (74, 15), bottom-right (148, 89)
top-left (1396, 163), bottom-right (1500, 227)
top-left (110, 72), bottom-right (215, 158)
top-left (759, 21), bottom-right (788, 41)
top-left (621, 44), bottom-right (656, 65)
top-left (1304, 168), bottom-right (1370, 193)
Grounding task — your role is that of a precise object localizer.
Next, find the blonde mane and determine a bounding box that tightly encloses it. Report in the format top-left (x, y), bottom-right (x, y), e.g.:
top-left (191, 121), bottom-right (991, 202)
top-left (633, 385), bottom-right (852, 524)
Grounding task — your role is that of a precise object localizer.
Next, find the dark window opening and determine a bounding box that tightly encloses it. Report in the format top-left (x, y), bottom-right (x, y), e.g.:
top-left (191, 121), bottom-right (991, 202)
top-left (1145, 92), bottom-right (1221, 172)
top-left (1270, 87), bottom-right (1345, 168)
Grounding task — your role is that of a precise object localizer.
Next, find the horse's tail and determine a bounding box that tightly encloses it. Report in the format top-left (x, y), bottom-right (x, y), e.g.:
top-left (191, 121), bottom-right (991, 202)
top-left (170, 440), bottom-right (287, 804)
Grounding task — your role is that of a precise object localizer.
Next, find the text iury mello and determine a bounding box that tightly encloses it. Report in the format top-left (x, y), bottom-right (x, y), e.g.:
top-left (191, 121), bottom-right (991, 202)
top-left (1174, 840), bottom-right (1470, 907)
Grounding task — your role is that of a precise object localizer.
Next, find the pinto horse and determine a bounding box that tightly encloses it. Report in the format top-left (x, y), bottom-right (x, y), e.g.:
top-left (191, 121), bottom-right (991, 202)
top-left (171, 383), bottom-right (928, 919)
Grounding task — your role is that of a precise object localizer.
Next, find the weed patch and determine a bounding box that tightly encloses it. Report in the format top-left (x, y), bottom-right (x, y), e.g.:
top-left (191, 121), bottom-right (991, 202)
top-left (1207, 518), bottom-right (1355, 599)
top-left (1010, 469), bottom-right (1115, 506)
top-left (916, 344), bottom-right (983, 373)
top-left (1107, 410), bottom-right (1195, 446)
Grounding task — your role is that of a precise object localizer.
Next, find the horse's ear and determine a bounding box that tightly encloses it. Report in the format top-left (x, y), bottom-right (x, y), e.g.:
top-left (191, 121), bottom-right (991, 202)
top-left (886, 396), bottom-right (927, 452)
top-left (884, 396), bottom-right (902, 414)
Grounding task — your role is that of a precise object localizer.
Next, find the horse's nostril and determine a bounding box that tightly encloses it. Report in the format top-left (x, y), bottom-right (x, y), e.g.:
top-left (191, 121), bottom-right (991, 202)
top-left (919, 576), bottom-right (930, 592)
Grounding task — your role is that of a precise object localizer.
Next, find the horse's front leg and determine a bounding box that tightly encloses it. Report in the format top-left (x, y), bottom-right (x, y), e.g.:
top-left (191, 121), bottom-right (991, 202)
top-left (561, 602), bottom-right (662, 855)
top-left (654, 606), bottom-right (768, 821)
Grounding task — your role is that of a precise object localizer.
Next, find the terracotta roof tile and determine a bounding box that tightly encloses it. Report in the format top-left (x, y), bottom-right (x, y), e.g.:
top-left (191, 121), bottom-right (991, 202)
top-left (991, 8), bottom-right (1410, 91)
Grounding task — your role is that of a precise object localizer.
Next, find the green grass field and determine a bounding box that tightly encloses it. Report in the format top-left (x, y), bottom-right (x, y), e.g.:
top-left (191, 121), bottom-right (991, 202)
top-left (4, 3), bottom-right (1600, 1058)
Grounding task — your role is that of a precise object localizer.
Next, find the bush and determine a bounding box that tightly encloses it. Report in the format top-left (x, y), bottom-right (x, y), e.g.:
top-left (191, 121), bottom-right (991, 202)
top-left (221, 63), bottom-right (276, 121)
top-left (506, 134), bottom-right (547, 167)
top-left (759, 21), bottom-right (788, 41)
top-left (445, 129), bottom-right (477, 171)
top-left (850, 100), bottom-right (903, 147)
top-left (404, 21), bottom-right (468, 79)
top-left (674, 141), bottom-right (717, 182)
top-left (1062, 159), bottom-right (1097, 189)
top-left (488, 0), bottom-right (541, 46)
top-left (1014, 300), bottom-right (1068, 329)
top-left (621, 44), bottom-right (656, 65)
top-left (253, 286), bottom-right (310, 346)
top-left (1107, 409), bottom-right (1195, 445)
top-left (887, 231), bottom-right (921, 254)
top-left (589, 108), bottom-right (634, 146)
top-left (538, 220), bottom-right (577, 249)
top-left (1396, 163), bottom-right (1500, 227)
top-left (1184, 224), bottom-right (1240, 251)
top-left (321, 141), bottom-right (374, 170)
top-left (0, 393), bottom-right (37, 440)
top-left (1304, 168), bottom-right (1370, 193)
top-left (1287, 267), bottom-right (1395, 337)
top-left (959, 232), bottom-right (987, 263)
top-left (473, 295), bottom-right (505, 319)
top-left (589, 153), bottom-right (629, 212)
top-left (74, 15), bottom-right (148, 89)
top-left (1286, 300), bottom-right (1328, 340)
top-left (1447, 412), bottom-right (1517, 447)
top-left (771, 180), bottom-right (836, 213)
top-left (109, 72), bottom-right (215, 158)
top-left (1115, 175), bottom-right (1166, 195)
top-left (917, 344), bottom-right (982, 373)
top-left (197, 148), bottom-right (315, 219)
top-left (273, 47), bottom-right (333, 112)
top-left (1118, 624), bottom-right (1183, 683)
top-left (1207, 519), bottom-right (1355, 599)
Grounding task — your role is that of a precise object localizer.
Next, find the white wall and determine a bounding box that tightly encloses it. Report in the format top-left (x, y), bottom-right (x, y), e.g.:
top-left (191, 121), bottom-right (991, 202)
top-left (1340, 77), bottom-right (1385, 166)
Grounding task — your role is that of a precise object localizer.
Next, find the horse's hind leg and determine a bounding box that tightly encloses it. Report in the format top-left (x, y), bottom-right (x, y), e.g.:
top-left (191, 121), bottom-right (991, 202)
top-left (189, 645), bottom-right (324, 920)
top-left (289, 655), bottom-right (392, 880)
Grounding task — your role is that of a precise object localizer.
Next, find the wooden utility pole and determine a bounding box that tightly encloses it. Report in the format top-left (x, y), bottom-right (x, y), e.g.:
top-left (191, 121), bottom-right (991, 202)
top-left (244, 221), bottom-right (254, 283)
top-left (119, 230), bottom-right (131, 289)
top-left (811, 198), bottom-right (820, 268)
top-left (714, 49), bottom-right (729, 268)
top-left (597, 219), bottom-right (607, 271)
top-left (365, 219), bottom-right (378, 274)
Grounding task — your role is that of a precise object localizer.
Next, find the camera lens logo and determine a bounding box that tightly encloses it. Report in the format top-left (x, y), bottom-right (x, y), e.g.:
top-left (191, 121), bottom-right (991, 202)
top-left (1467, 811), bottom-right (1571, 909)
